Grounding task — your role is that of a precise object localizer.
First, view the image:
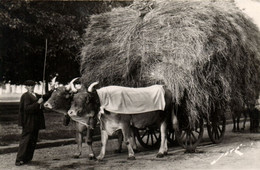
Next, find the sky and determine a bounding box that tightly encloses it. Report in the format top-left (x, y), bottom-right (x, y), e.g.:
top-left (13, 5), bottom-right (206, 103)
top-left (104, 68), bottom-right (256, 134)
top-left (235, 0), bottom-right (260, 29)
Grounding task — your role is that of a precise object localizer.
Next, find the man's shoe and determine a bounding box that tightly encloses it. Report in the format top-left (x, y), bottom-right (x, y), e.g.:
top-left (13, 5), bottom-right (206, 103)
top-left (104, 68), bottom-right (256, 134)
top-left (15, 161), bottom-right (24, 166)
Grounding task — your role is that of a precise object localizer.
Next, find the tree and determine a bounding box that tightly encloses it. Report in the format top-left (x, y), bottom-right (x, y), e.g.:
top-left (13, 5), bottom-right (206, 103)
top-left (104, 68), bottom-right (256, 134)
top-left (0, 0), bottom-right (132, 84)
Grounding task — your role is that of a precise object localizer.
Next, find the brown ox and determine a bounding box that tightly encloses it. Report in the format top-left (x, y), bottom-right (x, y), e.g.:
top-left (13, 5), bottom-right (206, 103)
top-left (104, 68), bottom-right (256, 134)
top-left (68, 82), bottom-right (176, 160)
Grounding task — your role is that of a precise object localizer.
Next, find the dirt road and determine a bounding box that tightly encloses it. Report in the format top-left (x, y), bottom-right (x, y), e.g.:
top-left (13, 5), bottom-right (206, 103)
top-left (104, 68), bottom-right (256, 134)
top-left (0, 123), bottom-right (259, 170)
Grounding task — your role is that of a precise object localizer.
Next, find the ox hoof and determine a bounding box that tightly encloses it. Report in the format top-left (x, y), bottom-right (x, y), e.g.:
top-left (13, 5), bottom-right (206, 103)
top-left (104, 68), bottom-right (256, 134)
top-left (96, 156), bottom-right (104, 161)
top-left (114, 149), bottom-right (122, 153)
top-left (185, 149), bottom-right (195, 153)
top-left (156, 153), bottom-right (164, 158)
top-left (127, 156), bottom-right (136, 160)
top-left (88, 156), bottom-right (96, 161)
top-left (163, 152), bottom-right (168, 156)
top-left (133, 149), bottom-right (140, 153)
top-left (72, 155), bottom-right (80, 159)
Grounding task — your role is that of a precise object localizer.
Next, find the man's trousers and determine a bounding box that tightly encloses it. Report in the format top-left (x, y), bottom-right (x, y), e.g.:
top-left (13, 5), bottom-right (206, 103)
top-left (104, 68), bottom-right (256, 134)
top-left (16, 129), bottom-right (39, 163)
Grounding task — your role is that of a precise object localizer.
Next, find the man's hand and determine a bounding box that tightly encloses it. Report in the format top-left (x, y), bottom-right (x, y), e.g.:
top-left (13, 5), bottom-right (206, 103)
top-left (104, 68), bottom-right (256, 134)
top-left (37, 98), bottom-right (44, 104)
top-left (50, 84), bottom-right (55, 90)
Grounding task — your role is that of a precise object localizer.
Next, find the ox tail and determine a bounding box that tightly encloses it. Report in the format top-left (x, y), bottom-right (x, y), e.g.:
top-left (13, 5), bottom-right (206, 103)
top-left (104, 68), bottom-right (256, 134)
top-left (171, 105), bottom-right (179, 131)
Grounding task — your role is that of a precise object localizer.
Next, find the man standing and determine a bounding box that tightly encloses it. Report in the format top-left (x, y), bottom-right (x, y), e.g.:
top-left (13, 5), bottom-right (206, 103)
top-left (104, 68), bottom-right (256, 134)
top-left (15, 80), bottom-right (53, 166)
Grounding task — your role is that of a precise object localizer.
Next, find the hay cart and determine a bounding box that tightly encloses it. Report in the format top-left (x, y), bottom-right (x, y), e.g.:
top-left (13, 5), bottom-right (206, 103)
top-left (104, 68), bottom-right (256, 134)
top-left (134, 110), bottom-right (226, 152)
top-left (80, 0), bottom-right (260, 152)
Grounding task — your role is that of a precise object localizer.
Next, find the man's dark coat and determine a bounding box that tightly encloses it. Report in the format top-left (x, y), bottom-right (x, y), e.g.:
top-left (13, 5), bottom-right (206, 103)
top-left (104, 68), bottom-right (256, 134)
top-left (18, 92), bottom-right (51, 131)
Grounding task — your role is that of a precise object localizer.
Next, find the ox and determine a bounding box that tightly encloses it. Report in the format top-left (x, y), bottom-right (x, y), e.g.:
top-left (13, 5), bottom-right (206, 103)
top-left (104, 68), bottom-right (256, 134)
top-left (44, 78), bottom-right (125, 159)
top-left (232, 109), bottom-right (250, 132)
top-left (68, 82), bottom-right (177, 160)
top-left (231, 103), bottom-right (252, 132)
top-left (44, 78), bottom-right (98, 159)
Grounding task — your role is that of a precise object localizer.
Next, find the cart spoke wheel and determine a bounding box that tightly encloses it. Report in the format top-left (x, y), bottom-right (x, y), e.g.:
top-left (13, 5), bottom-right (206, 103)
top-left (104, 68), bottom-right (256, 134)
top-left (207, 114), bottom-right (226, 144)
top-left (167, 129), bottom-right (178, 146)
top-left (135, 128), bottom-right (161, 148)
top-left (141, 131), bottom-right (148, 139)
top-left (175, 117), bottom-right (204, 152)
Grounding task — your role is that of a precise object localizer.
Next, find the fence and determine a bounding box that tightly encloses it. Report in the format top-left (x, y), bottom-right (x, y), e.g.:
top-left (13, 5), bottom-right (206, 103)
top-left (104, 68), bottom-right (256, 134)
top-left (0, 82), bottom-right (52, 95)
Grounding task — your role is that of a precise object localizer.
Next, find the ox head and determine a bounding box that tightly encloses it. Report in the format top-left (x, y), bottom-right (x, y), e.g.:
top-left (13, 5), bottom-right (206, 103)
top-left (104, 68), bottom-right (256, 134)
top-left (68, 82), bottom-right (100, 119)
top-left (44, 77), bottom-right (82, 115)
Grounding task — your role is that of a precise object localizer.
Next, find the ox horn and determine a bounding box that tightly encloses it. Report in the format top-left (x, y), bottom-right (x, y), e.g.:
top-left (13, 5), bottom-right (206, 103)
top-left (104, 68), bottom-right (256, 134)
top-left (88, 82), bottom-right (99, 92)
top-left (51, 76), bottom-right (57, 85)
top-left (51, 76), bottom-right (58, 88)
top-left (66, 77), bottom-right (80, 92)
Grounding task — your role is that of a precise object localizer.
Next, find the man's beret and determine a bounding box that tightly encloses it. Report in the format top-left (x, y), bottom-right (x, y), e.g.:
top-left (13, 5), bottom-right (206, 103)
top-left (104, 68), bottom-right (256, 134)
top-left (24, 80), bottom-right (36, 86)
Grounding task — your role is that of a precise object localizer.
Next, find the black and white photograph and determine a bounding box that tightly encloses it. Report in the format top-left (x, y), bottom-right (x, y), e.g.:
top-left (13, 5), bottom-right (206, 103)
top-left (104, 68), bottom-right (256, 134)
top-left (0, 0), bottom-right (260, 169)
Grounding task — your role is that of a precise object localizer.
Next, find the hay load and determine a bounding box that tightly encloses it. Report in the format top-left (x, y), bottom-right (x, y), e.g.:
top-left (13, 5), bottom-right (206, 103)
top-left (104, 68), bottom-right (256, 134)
top-left (80, 0), bottom-right (260, 123)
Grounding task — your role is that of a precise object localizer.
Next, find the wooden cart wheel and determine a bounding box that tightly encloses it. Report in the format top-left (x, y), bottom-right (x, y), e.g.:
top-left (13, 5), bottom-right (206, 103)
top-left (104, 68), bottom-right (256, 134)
top-left (207, 114), bottom-right (226, 144)
top-left (135, 127), bottom-right (161, 149)
top-left (175, 117), bottom-right (204, 152)
top-left (167, 128), bottom-right (178, 146)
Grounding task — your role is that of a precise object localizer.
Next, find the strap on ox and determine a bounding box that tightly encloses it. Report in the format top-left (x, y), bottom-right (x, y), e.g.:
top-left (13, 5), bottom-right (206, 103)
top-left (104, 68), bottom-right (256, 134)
top-left (97, 85), bottom-right (166, 114)
top-left (68, 115), bottom-right (93, 129)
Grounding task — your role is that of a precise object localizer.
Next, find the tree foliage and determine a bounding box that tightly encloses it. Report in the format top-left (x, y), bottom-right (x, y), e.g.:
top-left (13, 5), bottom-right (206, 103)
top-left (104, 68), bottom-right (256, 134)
top-left (0, 0), bottom-right (132, 84)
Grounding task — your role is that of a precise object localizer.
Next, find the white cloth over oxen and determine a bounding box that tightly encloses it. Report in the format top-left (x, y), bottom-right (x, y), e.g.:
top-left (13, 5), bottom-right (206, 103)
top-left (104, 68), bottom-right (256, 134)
top-left (97, 85), bottom-right (166, 114)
